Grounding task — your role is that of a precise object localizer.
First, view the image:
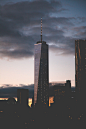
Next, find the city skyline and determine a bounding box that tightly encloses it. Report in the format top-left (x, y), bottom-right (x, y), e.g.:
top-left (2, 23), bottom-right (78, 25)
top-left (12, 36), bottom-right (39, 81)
top-left (0, 0), bottom-right (86, 93)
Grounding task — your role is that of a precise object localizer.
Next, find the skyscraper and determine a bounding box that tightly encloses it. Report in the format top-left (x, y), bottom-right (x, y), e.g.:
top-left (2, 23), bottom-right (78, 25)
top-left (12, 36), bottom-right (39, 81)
top-left (75, 39), bottom-right (86, 94)
top-left (34, 18), bottom-right (49, 106)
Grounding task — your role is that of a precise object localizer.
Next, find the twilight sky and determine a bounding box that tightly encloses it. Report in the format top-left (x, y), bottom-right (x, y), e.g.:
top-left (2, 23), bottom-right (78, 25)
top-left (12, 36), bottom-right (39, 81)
top-left (0, 0), bottom-right (86, 93)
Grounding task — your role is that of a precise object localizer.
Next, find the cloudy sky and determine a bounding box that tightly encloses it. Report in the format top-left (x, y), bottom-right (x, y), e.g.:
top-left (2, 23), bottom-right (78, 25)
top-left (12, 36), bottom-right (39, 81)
top-left (0, 0), bottom-right (86, 97)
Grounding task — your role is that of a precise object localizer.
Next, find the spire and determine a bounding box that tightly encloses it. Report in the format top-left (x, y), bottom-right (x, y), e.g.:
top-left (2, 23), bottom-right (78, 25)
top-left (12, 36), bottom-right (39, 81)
top-left (41, 18), bottom-right (42, 42)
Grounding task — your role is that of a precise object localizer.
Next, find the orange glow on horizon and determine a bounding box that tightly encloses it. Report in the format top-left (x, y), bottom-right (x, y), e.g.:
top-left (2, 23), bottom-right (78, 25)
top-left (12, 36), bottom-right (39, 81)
top-left (0, 97), bottom-right (32, 107)
top-left (0, 98), bottom-right (8, 100)
top-left (0, 97), bottom-right (54, 107)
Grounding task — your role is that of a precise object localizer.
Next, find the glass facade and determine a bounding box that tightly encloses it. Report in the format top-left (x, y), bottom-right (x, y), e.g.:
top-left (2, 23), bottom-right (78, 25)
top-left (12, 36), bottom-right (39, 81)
top-left (34, 41), bottom-right (49, 106)
top-left (75, 39), bottom-right (86, 93)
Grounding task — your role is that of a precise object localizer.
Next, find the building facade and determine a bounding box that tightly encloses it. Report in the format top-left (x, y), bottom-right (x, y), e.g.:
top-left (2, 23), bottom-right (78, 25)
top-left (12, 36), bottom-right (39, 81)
top-left (75, 39), bottom-right (86, 94)
top-left (34, 41), bottom-right (49, 106)
top-left (17, 89), bottom-right (29, 107)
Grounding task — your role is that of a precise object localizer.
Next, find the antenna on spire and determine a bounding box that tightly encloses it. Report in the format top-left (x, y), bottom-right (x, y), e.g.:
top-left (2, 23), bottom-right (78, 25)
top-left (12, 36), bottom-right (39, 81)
top-left (41, 18), bottom-right (42, 42)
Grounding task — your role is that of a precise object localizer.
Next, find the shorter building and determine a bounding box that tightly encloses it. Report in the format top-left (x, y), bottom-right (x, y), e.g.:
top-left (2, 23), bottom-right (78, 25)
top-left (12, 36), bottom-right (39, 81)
top-left (53, 80), bottom-right (71, 104)
top-left (65, 80), bottom-right (71, 97)
top-left (17, 89), bottom-right (29, 107)
top-left (7, 97), bottom-right (16, 104)
top-left (53, 83), bottom-right (65, 103)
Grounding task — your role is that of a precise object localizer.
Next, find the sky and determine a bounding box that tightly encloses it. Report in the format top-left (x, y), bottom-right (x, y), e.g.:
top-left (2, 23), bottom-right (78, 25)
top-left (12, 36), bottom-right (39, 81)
top-left (0, 0), bottom-right (86, 98)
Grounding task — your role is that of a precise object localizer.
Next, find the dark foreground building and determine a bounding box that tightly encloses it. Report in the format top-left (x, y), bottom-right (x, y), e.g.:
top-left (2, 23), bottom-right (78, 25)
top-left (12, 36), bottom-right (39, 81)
top-left (75, 39), bottom-right (86, 94)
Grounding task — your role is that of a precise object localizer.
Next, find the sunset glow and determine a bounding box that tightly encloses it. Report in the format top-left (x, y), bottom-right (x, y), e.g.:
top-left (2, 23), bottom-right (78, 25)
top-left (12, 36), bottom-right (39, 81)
top-left (0, 97), bottom-right (54, 107)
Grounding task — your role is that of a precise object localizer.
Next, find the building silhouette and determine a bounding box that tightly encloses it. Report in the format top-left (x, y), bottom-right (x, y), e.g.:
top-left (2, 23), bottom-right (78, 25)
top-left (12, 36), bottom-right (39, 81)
top-left (52, 80), bottom-right (71, 104)
top-left (17, 89), bottom-right (29, 107)
top-left (75, 39), bottom-right (86, 94)
top-left (34, 18), bottom-right (49, 106)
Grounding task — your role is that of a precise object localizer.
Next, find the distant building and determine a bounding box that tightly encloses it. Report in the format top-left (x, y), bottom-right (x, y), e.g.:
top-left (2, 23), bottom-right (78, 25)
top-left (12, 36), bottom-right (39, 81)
top-left (65, 80), bottom-right (71, 92)
top-left (34, 18), bottom-right (49, 106)
top-left (53, 83), bottom-right (65, 103)
top-left (75, 39), bottom-right (86, 94)
top-left (17, 89), bottom-right (29, 107)
top-left (53, 80), bottom-right (71, 103)
top-left (7, 97), bottom-right (16, 104)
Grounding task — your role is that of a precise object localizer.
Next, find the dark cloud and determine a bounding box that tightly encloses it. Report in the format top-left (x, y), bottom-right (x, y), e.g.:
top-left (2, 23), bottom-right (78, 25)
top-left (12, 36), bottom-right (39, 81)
top-left (0, 0), bottom-right (85, 59)
top-left (0, 47), bottom-right (34, 59)
top-left (72, 26), bottom-right (86, 39)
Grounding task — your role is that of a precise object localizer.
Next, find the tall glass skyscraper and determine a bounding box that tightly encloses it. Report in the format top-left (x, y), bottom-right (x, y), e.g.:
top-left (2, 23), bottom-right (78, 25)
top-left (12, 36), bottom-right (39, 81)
top-left (34, 19), bottom-right (49, 106)
top-left (34, 41), bottom-right (49, 106)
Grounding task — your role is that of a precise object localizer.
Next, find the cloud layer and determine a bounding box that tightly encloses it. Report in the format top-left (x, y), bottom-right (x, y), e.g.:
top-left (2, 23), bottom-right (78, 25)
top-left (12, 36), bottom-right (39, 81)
top-left (0, 0), bottom-right (86, 59)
